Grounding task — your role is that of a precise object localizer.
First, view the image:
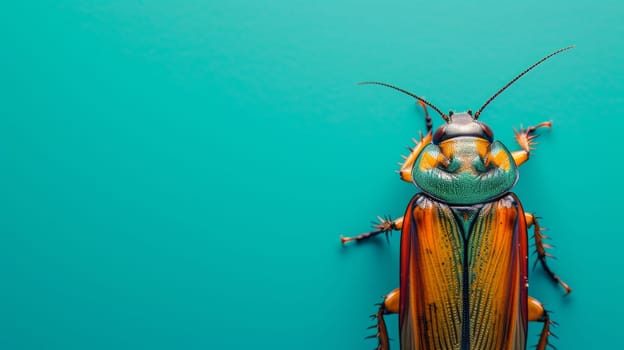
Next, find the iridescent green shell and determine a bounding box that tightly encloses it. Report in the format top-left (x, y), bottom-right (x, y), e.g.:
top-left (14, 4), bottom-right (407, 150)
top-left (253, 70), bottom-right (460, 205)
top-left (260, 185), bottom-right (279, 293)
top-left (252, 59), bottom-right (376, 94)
top-left (412, 138), bottom-right (518, 205)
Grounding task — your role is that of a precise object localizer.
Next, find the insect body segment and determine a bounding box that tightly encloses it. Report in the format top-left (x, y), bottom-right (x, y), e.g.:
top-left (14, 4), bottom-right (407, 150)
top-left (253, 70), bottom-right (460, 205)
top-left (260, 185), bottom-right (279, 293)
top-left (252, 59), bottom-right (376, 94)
top-left (413, 136), bottom-right (518, 205)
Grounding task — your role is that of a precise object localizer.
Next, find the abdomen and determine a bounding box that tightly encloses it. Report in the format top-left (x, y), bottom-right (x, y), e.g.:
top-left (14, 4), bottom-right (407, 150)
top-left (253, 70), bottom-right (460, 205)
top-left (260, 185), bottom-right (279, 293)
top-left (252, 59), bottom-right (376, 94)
top-left (399, 193), bottom-right (528, 350)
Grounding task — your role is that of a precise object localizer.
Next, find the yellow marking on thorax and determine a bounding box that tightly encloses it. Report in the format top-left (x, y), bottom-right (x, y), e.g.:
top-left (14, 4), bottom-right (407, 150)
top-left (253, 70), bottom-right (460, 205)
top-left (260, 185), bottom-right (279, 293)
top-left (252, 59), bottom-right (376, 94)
top-left (438, 138), bottom-right (492, 172)
top-left (418, 152), bottom-right (448, 171)
top-left (485, 148), bottom-right (511, 171)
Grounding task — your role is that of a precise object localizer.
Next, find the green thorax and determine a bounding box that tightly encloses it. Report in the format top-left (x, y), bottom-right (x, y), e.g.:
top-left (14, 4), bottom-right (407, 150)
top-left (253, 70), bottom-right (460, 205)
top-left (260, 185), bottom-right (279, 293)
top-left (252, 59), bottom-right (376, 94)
top-left (412, 137), bottom-right (518, 205)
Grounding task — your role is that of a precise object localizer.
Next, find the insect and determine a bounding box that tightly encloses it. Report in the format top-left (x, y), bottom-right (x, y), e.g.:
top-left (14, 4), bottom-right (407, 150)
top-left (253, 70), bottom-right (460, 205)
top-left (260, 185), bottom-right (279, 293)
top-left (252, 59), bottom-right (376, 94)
top-left (341, 46), bottom-right (573, 350)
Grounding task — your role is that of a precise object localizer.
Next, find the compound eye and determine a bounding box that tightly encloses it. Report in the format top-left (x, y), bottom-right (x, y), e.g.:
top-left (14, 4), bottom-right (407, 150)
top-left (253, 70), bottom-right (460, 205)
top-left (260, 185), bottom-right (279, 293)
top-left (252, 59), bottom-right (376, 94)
top-left (433, 126), bottom-right (446, 143)
top-left (480, 123), bottom-right (494, 141)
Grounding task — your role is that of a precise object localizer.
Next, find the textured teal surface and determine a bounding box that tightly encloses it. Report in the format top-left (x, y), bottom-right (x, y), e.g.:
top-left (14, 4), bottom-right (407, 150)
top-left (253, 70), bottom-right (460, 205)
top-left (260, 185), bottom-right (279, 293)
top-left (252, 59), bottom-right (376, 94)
top-left (1, 1), bottom-right (623, 349)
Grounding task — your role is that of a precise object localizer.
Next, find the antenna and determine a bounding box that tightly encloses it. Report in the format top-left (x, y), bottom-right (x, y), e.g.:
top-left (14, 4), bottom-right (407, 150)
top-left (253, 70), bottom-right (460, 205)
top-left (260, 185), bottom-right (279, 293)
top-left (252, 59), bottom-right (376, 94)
top-left (474, 46), bottom-right (574, 119)
top-left (359, 81), bottom-right (449, 121)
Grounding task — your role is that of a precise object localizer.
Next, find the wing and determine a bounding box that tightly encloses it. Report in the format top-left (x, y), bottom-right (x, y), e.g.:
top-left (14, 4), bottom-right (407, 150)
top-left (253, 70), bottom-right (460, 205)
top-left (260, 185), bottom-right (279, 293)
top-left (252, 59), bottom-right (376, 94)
top-left (399, 194), bottom-right (464, 349)
top-left (468, 194), bottom-right (528, 350)
top-left (399, 193), bottom-right (528, 350)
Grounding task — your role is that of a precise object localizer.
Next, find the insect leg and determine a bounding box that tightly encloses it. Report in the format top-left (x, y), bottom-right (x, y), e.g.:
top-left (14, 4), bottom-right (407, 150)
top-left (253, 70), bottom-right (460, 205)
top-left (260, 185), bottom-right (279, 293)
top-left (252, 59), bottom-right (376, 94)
top-left (525, 213), bottom-right (572, 294)
top-left (416, 99), bottom-right (433, 134)
top-left (398, 101), bottom-right (434, 183)
top-left (340, 216), bottom-right (403, 244)
top-left (368, 288), bottom-right (399, 350)
top-left (398, 133), bottom-right (432, 183)
top-left (528, 296), bottom-right (557, 350)
top-left (511, 121), bottom-right (552, 166)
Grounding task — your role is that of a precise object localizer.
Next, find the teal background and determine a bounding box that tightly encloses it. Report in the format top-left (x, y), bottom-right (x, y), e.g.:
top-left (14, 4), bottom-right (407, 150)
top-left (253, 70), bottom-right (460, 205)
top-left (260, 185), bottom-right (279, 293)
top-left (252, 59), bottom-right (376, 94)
top-left (1, 1), bottom-right (622, 349)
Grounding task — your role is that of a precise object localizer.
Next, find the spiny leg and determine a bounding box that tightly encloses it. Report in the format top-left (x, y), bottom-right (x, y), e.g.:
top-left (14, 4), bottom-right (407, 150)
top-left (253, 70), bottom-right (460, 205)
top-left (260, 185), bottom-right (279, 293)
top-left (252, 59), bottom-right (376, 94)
top-left (341, 216), bottom-right (403, 244)
top-left (525, 213), bottom-right (572, 294)
top-left (398, 100), bottom-right (434, 183)
top-left (367, 288), bottom-right (399, 350)
top-left (511, 121), bottom-right (552, 166)
top-left (528, 296), bottom-right (558, 350)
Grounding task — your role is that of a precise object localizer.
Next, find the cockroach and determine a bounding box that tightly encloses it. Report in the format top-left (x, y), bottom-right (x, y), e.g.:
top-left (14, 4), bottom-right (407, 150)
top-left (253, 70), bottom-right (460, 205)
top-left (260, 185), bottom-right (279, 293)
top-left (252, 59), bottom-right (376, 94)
top-left (341, 46), bottom-right (573, 350)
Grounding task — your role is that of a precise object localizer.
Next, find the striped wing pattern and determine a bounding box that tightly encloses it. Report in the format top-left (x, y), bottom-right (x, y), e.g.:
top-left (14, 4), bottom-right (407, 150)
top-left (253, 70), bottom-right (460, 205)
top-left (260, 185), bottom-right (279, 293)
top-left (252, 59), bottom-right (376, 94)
top-left (399, 194), bottom-right (528, 350)
top-left (400, 195), bottom-right (464, 349)
top-left (468, 194), bottom-right (528, 349)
